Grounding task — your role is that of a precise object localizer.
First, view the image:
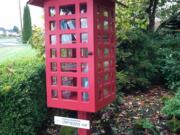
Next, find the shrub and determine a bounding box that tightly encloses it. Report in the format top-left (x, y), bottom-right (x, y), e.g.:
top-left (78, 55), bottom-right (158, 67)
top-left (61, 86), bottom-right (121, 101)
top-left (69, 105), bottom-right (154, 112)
top-left (116, 31), bottom-right (180, 92)
top-left (0, 58), bottom-right (47, 135)
top-left (116, 30), bottom-right (159, 91)
top-left (160, 49), bottom-right (180, 91)
top-left (29, 26), bottom-right (45, 58)
top-left (161, 91), bottom-right (180, 133)
top-left (156, 33), bottom-right (180, 91)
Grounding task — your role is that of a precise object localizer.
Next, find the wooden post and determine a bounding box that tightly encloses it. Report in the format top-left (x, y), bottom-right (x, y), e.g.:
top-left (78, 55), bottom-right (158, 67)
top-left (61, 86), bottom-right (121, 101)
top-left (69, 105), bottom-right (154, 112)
top-left (78, 112), bottom-right (91, 135)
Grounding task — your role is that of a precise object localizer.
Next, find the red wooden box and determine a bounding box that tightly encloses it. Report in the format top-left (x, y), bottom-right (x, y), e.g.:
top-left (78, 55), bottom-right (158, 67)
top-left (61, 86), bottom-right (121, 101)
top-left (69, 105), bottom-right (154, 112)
top-left (28, 0), bottom-right (116, 113)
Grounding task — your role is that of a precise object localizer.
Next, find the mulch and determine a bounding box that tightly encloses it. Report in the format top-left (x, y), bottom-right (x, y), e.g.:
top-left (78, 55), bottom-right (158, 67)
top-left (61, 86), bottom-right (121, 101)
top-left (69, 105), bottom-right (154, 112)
top-left (40, 86), bottom-right (178, 135)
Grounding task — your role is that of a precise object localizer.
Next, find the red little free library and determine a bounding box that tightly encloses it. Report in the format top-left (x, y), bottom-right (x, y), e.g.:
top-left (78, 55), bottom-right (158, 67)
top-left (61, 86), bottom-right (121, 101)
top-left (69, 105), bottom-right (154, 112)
top-left (28, 0), bottom-right (116, 113)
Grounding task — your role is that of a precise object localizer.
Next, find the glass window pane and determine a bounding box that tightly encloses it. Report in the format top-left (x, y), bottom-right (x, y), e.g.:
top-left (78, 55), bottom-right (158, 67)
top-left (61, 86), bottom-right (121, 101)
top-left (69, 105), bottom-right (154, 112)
top-left (97, 34), bottom-right (101, 42)
top-left (98, 77), bottom-right (101, 84)
top-left (50, 21), bottom-right (56, 31)
top-left (62, 91), bottom-right (77, 100)
top-left (97, 19), bottom-right (101, 29)
top-left (104, 74), bottom-right (109, 81)
top-left (98, 63), bottom-right (101, 71)
top-left (51, 90), bottom-right (58, 98)
top-left (82, 92), bottom-right (89, 101)
top-left (49, 7), bottom-right (56, 16)
top-left (110, 60), bottom-right (113, 67)
top-left (61, 19), bottom-right (76, 30)
top-left (50, 49), bottom-right (57, 58)
top-left (97, 5), bottom-right (100, 15)
top-left (81, 33), bottom-right (88, 43)
top-left (61, 34), bottom-right (76, 44)
top-left (97, 48), bottom-right (101, 56)
top-left (51, 76), bottom-right (57, 85)
top-left (80, 3), bottom-right (87, 14)
top-left (111, 10), bottom-right (115, 19)
top-left (80, 48), bottom-right (88, 58)
top-left (104, 61), bottom-right (109, 70)
top-left (81, 63), bottom-right (88, 73)
top-left (80, 18), bottom-right (88, 28)
top-left (61, 77), bottom-right (77, 87)
top-left (104, 48), bottom-right (109, 56)
top-left (82, 77), bottom-right (89, 88)
top-left (103, 10), bottom-right (108, 17)
top-left (60, 48), bottom-right (76, 58)
top-left (51, 62), bottom-right (57, 71)
top-left (104, 20), bottom-right (108, 30)
top-left (104, 88), bottom-right (108, 96)
top-left (50, 35), bottom-right (56, 45)
top-left (60, 5), bottom-right (75, 15)
top-left (61, 63), bottom-right (77, 72)
top-left (103, 34), bottom-right (108, 43)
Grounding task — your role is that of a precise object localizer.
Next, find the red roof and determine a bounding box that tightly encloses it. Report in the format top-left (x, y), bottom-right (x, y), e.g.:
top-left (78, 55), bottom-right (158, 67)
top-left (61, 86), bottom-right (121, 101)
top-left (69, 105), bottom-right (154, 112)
top-left (28, 0), bottom-right (116, 7)
top-left (28, 0), bottom-right (44, 7)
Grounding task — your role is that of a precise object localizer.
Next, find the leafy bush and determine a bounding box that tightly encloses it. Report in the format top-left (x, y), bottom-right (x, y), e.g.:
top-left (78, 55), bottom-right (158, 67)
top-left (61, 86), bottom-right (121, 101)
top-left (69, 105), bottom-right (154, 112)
top-left (116, 30), bottom-right (159, 91)
top-left (157, 33), bottom-right (180, 91)
top-left (0, 58), bottom-right (47, 135)
top-left (161, 91), bottom-right (180, 133)
top-left (116, 31), bottom-right (180, 92)
top-left (160, 50), bottom-right (180, 91)
top-left (29, 26), bottom-right (45, 58)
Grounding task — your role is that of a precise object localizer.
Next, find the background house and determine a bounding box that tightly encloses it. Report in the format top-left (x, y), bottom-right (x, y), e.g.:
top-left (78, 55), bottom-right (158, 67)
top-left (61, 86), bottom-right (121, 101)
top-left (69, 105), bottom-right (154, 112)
top-left (158, 11), bottom-right (180, 33)
top-left (0, 27), bottom-right (6, 36)
top-left (0, 27), bottom-right (19, 37)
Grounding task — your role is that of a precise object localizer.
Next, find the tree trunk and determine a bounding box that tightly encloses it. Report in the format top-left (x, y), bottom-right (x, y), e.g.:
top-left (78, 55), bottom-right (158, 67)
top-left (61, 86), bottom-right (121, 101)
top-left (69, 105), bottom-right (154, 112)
top-left (147, 0), bottom-right (159, 32)
top-left (148, 14), bottom-right (156, 31)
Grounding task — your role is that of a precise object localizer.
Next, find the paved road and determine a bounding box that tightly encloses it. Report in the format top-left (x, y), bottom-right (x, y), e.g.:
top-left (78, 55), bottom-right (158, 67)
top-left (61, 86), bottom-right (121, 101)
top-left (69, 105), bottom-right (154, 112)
top-left (0, 37), bottom-right (24, 47)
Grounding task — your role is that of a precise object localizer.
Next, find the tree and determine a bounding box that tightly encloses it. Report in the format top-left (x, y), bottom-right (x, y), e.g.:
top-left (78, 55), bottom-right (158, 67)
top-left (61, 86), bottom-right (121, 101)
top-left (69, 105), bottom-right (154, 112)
top-left (13, 26), bottom-right (19, 33)
top-left (116, 0), bottom-right (149, 40)
top-left (146, 0), bottom-right (180, 31)
top-left (157, 11), bottom-right (180, 32)
top-left (116, 0), bottom-right (180, 34)
top-left (22, 4), bottom-right (32, 43)
top-left (157, 1), bottom-right (180, 22)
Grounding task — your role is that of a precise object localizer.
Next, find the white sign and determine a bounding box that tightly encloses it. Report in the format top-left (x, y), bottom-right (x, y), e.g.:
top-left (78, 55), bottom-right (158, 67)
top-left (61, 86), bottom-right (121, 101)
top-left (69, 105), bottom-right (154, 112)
top-left (54, 116), bottom-right (90, 129)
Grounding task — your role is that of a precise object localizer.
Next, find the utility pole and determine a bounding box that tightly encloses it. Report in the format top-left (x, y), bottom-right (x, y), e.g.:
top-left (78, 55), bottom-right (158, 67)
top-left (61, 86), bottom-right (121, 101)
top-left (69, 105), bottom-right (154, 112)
top-left (18, 0), bottom-right (23, 32)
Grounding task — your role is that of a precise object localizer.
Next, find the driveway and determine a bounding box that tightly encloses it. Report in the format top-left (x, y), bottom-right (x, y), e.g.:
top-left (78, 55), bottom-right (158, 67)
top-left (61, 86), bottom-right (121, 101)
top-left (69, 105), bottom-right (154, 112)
top-left (0, 37), bottom-right (24, 47)
top-left (0, 37), bottom-right (36, 63)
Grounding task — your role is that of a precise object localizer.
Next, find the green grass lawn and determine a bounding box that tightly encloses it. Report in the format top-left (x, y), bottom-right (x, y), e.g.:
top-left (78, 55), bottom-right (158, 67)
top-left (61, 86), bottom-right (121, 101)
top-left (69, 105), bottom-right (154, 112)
top-left (0, 46), bottom-right (36, 64)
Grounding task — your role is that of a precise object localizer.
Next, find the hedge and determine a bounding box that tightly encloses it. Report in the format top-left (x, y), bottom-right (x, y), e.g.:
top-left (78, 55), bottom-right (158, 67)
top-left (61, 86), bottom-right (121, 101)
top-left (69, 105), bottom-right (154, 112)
top-left (0, 58), bottom-right (47, 135)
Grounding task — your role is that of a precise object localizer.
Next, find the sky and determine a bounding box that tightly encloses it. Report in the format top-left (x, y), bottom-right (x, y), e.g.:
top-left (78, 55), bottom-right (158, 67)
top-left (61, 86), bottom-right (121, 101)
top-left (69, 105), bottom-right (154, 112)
top-left (0, 0), bottom-right (44, 30)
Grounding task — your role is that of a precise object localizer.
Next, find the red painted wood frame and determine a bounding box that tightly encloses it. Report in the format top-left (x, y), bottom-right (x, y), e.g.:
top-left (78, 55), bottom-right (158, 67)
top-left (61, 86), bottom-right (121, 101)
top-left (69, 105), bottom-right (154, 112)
top-left (45, 0), bottom-right (116, 113)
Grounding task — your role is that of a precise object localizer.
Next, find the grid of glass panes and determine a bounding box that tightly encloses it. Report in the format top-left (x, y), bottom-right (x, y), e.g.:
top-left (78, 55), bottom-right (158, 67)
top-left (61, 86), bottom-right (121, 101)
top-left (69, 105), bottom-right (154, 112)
top-left (47, 2), bottom-right (90, 103)
top-left (95, 4), bottom-right (116, 102)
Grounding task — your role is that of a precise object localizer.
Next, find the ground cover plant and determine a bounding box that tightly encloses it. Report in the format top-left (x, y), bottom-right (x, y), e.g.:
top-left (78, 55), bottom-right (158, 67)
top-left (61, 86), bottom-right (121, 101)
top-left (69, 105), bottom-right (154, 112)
top-left (161, 90), bottom-right (180, 133)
